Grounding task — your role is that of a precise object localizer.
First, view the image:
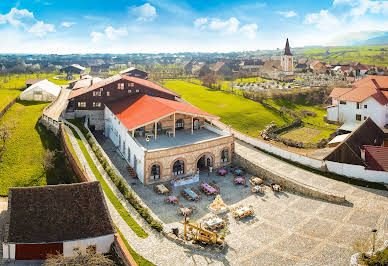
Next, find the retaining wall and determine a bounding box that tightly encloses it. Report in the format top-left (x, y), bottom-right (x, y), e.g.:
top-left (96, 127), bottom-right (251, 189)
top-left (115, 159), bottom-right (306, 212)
top-left (233, 153), bottom-right (345, 203)
top-left (112, 234), bottom-right (137, 266)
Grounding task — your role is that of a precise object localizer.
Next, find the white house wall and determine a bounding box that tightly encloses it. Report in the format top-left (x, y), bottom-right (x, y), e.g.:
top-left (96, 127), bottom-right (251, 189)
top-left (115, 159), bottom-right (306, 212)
top-left (337, 101), bottom-right (357, 123)
top-left (2, 243), bottom-right (15, 259)
top-left (360, 97), bottom-right (387, 127)
top-left (327, 106), bottom-right (338, 122)
top-left (104, 107), bottom-right (145, 183)
top-left (63, 234), bottom-right (115, 257)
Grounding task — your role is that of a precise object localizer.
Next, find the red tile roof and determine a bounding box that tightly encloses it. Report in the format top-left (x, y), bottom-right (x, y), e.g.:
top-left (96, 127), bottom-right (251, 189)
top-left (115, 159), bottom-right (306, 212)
top-left (329, 87), bottom-right (353, 98)
top-left (69, 74), bottom-right (178, 99)
top-left (106, 95), bottom-right (218, 130)
top-left (361, 145), bottom-right (388, 171)
top-left (334, 75), bottom-right (388, 105)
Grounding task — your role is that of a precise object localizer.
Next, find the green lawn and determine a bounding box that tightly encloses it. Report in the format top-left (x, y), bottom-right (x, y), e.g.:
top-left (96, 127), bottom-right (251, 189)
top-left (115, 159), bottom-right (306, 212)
top-left (0, 101), bottom-right (72, 196)
top-left (68, 126), bottom-right (148, 238)
top-left (281, 126), bottom-right (333, 143)
top-left (0, 73), bottom-right (76, 90)
top-left (0, 89), bottom-right (20, 111)
top-left (163, 80), bottom-right (289, 136)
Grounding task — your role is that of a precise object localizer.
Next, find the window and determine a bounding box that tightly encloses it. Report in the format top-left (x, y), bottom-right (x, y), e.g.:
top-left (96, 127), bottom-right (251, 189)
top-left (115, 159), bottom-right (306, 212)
top-left (221, 149), bottom-right (229, 163)
top-left (117, 83), bottom-right (124, 90)
top-left (151, 164), bottom-right (160, 179)
top-left (93, 91), bottom-right (101, 96)
top-left (356, 114), bottom-right (362, 121)
top-left (364, 116), bottom-right (367, 120)
top-left (93, 102), bottom-right (101, 107)
top-left (130, 82), bottom-right (135, 87)
top-left (128, 89), bottom-right (131, 93)
top-left (136, 89), bottom-right (139, 93)
top-left (176, 119), bottom-right (184, 130)
top-left (356, 103), bottom-right (360, 109)
top-left (340, 101), bottom-right (346, 105)
top-left (77, 102), bottom-right (86, 107)
top-left (173, 160), bottom-right (184, 176)
top-left (107, 91), bottom-right (110, 96)
top-left (364, 104), bottom-right (367, 109)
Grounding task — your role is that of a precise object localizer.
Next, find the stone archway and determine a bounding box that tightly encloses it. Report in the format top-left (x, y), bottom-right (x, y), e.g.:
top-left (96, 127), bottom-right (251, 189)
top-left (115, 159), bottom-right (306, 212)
top-left (195, 152), bottom-right (215, 172)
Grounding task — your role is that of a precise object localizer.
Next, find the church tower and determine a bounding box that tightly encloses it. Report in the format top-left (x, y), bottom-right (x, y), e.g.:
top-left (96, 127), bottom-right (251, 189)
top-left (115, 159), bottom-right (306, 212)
top-left (281, 38), bottom-right (294, 72)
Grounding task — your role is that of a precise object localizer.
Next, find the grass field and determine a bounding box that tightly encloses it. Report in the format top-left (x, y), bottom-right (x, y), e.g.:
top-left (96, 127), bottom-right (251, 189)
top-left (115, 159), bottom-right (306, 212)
top-left (0, 89), bottom-right (20, 111)
top-left (0, 101), bottom-right (72, 196)
top-left (163, 80), bottom-right (289, 136)
top-left (280, 125), bottom-right (333, 143)
top-left (301, 45), bottom-right (388, 66)
top-left (0, 73), bottom-right (76, 90)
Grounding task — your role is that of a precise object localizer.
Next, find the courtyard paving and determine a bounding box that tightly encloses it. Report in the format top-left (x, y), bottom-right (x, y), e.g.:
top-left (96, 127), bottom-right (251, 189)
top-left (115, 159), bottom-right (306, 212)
top-left (95, 133), bottom-right (388, 265)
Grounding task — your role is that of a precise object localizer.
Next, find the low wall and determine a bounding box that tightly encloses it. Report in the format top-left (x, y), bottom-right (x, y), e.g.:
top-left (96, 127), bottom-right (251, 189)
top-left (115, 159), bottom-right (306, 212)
top-left (326, 161), bottom-right (388, 185)
top-left (0, 97), bottom-right (18, 119)
top-left (233, 153), bottom-right (345, 203)
top-left (59, 123), bottom-right (90, 183)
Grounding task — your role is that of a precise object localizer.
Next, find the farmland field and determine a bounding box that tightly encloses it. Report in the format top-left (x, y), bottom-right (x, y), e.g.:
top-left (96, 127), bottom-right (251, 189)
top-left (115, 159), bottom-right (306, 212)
top-left (0, 101), bottom-right (73, 196)
top-left (0, 73), bottom-right (75, 90)
top-left (163, 80), bottom-right (289, 136)
top-left (0, 89), bottom-right (20, 111)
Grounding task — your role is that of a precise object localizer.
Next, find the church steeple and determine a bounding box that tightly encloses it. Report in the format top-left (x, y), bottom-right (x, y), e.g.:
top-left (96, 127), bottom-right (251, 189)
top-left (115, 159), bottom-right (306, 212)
top-left (284, 38), bottom-right (292, 56)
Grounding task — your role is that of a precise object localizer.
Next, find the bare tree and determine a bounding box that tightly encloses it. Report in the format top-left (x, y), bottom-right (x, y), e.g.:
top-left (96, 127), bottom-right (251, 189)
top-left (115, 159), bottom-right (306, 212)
top-left (201, 73), bottom-right (217, 88)
top-left (0, 125), bottom-right (10, 163)
top-left (45, 250), bottom-right (114, 266)
top-left (41, 150), bottom-right (56, 172)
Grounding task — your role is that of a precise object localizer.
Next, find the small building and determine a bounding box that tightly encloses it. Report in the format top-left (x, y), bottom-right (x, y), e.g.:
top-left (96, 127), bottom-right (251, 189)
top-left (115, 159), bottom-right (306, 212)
top-left (90, 64), bottom-right (111, 74)
top-left (69, 76), bottom-right (103, 90)
top-left (119, 67), bottom-right (149, 79)
top-left (25, 78), bottom-right (43, 88)
top-left (19, 79), bottom-right (61, 102)
top-left (310, 61), bottom-right (326, 73)
top-left (60, 64), bottom-right (86, 75)
top-left (104, 95), bottom-right (234, 185)
top-left (3, 182), bottom-right (115, 260)
top-left (361, 145), bottom-right (388, 171)
top-left (192, 63), bottom-right (211, 77)
top-left (326, 75), bottom-right (388, 127)
top-left (323, 118), bottom-right (385, 166)
top-left (211, 62), bottom-right (232, 77)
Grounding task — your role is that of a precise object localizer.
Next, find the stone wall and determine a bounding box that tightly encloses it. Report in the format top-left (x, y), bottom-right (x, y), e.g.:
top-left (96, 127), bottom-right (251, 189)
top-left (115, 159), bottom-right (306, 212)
top-left (144, 135), bottom-right (234, 184)
top-left (233, 153), bottom-right (345, 203)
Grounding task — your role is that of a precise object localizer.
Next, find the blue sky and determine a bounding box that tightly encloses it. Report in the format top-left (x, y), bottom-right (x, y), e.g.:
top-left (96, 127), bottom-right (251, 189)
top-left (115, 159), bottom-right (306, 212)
top-left (0, 0), bottom-right (387, 53)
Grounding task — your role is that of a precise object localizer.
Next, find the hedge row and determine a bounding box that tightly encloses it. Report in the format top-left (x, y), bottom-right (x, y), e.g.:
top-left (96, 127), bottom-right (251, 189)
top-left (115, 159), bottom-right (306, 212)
top-left (71, 120), bottom-right (163, 232)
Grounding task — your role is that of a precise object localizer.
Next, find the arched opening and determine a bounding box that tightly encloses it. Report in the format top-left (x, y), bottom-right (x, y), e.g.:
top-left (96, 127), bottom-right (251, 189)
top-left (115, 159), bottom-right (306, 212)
top-left (150, 164), bottom-right (160, 180)
top-left (197, 155), bottom-right (213, 171)
top-left (193, 118), bottom-right (200, 130)
top-left (176, 119), bottom-right (184, 130)
top-left (172, 160), bottom-right (184, 176)
top-left (221, 149), bottom-right (229, 163)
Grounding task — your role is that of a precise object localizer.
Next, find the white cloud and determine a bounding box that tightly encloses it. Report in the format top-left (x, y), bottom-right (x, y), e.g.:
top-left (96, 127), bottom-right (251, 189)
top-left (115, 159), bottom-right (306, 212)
top-left (132, 3), bottom-right (156, 22)
top-left (91, 26), bottom-right (128, 42)
top-left (0, 7), bottom-right (55, 36)
top-left (277, 11), bottom-right (297, 18)
top-left (195, 17), bottom-right (258, 38)
top-left (28, 21), bottom-right (55, 36)
top-left (333, 0), bottom-right (388, 16)
top-left (61, 21), bottom-right (76, 27)
top-left (240, 24), bottom-right (258, 39)
top-left (304, 10), bottom-right (340, 30)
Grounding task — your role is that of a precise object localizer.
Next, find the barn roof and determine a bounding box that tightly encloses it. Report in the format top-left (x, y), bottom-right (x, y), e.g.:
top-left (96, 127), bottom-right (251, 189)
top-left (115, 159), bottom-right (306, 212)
top-left (106, 94), bottom-right (218, 131)
top-left (361, 145), bottom-right (388, 171)
top-left (25, 79), bottom-right (43, 85)
top-left (5, 181), bottom-right (115, 243)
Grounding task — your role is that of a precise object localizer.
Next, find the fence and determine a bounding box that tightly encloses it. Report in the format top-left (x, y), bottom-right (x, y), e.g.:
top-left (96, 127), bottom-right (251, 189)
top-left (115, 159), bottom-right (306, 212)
top-left (0, 96), bottom-right (18, 119)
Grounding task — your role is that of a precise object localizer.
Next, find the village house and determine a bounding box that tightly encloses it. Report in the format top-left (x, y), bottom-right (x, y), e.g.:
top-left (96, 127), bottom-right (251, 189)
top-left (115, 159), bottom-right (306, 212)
top-left (326, 75), bottom-right (388, 128)
top-left (310, 61), bottom-right (327, 73)
top-left (60, 64), bottom-right (86, 75)
top-left (192, 62), bottom-right (211, 77)
top-left (24, 78), bottom-right (43, 88)
top-left (19, 79), bottom-right (61, 102)
top-left (2, 182), bottom-right (115, 260)
top-left (119, 67), bottom-right (149, 79)
top-left (210, 62), bottom-right (233, 77)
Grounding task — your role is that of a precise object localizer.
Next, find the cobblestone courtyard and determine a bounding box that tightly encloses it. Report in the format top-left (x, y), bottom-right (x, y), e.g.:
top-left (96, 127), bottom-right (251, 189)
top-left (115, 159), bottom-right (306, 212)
top-left (96, 134), bottom-right (388, 265)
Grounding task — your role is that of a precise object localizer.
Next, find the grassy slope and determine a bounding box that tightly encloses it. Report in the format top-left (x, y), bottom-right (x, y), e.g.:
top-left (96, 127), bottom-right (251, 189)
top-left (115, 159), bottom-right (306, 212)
top-left (163, 80), bottom-right (289, 136)
top-left (0, 89), bottom-right (20, 111)
top-left (68, 126), bottom-right (148, 238)
top-left (302, 45), bottom-right (388, 66)
top-left (0, 101), bottom-right (71, 196)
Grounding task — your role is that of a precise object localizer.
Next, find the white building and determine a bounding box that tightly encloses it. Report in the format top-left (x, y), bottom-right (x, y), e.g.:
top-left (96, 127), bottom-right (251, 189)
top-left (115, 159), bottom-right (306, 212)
top-left (3, 182), bottom-right (115, 260)
top-left (326, 75), bottom-right (388, 128)
top-left (19, 79), bottom-right (61, 102)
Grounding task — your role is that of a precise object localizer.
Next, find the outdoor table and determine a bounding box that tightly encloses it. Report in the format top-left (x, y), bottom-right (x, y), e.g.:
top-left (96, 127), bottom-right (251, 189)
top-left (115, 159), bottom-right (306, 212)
top-left (201, 183), bottom-right (217, 194)
top-left (218, 169), bottom-right (227, 175)
top-left (205, 217), bottom-right (224, 228)
top-left (168, 196), bottom-right (178, 202)
top-left (273, 184), bottom-right (280, 191)
top-left (184, 188), bottom-right (198, 199)
top-left (234, 169), bottom-right (243, 175)
top-left (180, 207), bottom-right (191, 216)
top-left (235, 177), bottom-right (244, 184)
top-left (252, 177), bottom-right (262, 184)
top-left (157, 184), bottom-right (169, 194)
top-left (235, 206), bottom-right (250, 216)
top-left (254, 185), bottom-right (265, 193)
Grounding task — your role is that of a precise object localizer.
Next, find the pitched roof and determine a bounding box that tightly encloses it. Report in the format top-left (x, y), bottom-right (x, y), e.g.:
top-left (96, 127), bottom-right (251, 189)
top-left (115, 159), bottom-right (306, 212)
top-left (361, 145), bottom-right (388, 171)
top-left (5, 182), bottom-right (115, 243)
top-left (25, 78), bottom-right (43, 85)
top-left (211, 62), bottom-right (226, 72)
top-left (69, 74), bottom-right (178, 99)
top-left (72, 77), bottom-right (102, 90)
top-left (329, 87), bottom-right (353, 98)
top-left (283, 38), bottom-right (292, 56)
top-left (119, 67), bottom-right (148, 75)
top-left (106, 95), bottom-right (218, 131)
top-left (334, 75), bottom-right (388, 105)
top-left (70, 64), bottom-right (86, 71)
top-left (21, 79), bottom-right (61, 97)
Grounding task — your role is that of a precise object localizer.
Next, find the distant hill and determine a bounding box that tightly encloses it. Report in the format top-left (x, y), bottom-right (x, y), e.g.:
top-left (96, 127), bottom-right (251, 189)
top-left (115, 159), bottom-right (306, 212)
top-left (328, 31), bottom-right (388, 46)
top-left (355, 32), bottom-right (388, 46)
